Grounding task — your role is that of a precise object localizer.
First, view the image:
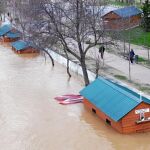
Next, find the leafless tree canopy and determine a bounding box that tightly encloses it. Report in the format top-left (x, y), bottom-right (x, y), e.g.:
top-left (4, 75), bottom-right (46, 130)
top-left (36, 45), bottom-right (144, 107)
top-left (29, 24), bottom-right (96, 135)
top-left (10, 0), bottom-right (114, 85)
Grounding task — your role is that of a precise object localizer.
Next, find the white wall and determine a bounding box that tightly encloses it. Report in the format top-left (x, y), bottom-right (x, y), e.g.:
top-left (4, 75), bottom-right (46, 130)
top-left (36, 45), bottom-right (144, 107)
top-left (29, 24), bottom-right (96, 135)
top-left (49, 50), bottom-right (96, 82)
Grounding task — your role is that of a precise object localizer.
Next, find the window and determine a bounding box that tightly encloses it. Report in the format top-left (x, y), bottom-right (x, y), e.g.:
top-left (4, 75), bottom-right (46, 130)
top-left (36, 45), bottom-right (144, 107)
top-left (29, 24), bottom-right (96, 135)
top-left (140, 112), bottom-right (145, 121)
top-left (106, 119), bottom-right (111, 125)
top-left (92, 108), bottom-right (96, 114)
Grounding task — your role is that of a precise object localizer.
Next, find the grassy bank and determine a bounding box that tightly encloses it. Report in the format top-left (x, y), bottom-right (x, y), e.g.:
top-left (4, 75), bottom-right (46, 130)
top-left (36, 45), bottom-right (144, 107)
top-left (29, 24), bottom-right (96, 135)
top-left (110, 27), bottom-right (150, 48)
top-left (123, 27), bottom-right (150, 47)
top-left (108, 1), bottom-right (128, 7)
top-left (108, 0), bottom-right (143, 8)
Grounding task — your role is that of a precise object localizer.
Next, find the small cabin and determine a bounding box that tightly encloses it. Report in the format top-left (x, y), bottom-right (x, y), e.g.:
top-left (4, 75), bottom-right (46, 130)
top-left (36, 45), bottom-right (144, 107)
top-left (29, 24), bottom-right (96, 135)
top-left (102, 6), bottom-right (142, 30)
top-left (0, 25), bottom-right (12, 43)
top-left (3, 31), bottom-right (21, 42)
top-left (11, 40), bottom-right (39, 54)
top-left (80, 77), bottom-right (150, 134)
top-left (0, 25), bottom-right (12, 37)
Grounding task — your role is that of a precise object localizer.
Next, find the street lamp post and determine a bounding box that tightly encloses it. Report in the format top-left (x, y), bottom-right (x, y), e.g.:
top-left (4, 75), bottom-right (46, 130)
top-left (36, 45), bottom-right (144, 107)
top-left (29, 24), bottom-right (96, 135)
top-left (128, 10), bottom-right (131, 81)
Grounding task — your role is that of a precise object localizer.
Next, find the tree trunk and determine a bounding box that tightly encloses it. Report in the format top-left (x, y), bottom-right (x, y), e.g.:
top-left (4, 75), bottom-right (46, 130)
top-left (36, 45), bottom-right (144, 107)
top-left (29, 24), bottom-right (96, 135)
top-left (66, 58), bottom-right (71, 78)
top-left (80, 59), bottom-right (90, 86)
top-left (41, 48), bottom-right (54, 66)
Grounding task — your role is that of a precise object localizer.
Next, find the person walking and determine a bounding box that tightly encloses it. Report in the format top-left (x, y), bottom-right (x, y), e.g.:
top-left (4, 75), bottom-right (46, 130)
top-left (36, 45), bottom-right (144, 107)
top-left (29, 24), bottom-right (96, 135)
top-left (99, 45), bottom-right (105, 59)
top-left (130, 49), bottom-right (135, 64)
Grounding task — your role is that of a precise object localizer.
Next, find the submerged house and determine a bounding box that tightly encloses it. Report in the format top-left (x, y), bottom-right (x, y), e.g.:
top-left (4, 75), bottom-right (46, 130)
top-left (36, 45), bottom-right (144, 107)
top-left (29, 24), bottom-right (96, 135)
top-left (0, 25), bottom-right (21, 43)
top-left (0, 25), bottom-right (12, 42)
top-left (11, 40), bottom-right (39, 54)
top-left (0, 25), bottom-right (12, 37)
top-left (80, 77), bottom-right (150, 134)
top-left (3, 31), bottom-right (21, 42)
top-left (102, 6), bottom-right (142, 30)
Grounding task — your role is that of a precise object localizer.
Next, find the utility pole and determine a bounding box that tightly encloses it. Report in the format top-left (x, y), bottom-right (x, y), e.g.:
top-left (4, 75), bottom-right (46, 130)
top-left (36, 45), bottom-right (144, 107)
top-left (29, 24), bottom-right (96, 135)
top-left (128, 6), bottom-right (131, 81)
top-left (148, 48), bottom-right (150, 62)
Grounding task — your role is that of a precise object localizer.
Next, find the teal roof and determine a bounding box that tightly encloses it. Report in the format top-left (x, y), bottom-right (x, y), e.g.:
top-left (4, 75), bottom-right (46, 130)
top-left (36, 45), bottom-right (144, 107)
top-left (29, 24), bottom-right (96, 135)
top-left (107, 79), bottom-right (150, 105)
top-left (6, 31), bottom-right (21, 38)
top-left (11, 40), bottom-right (29, 51)
top-left (113, 6), bottom-right (142, 18)
top-left (80, 77), bottom-right (150, 122)
top-left (0, 25), bottom-right (12, 36)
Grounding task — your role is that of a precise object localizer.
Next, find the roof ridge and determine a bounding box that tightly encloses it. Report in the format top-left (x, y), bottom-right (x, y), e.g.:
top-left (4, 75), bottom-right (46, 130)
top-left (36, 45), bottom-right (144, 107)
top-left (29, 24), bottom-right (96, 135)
top-left (98, 77), bottom-right (142, 103)
top-left (112, 5), bottom-right (142, 18)
top-left (114, 5), bottom-right (137, 10)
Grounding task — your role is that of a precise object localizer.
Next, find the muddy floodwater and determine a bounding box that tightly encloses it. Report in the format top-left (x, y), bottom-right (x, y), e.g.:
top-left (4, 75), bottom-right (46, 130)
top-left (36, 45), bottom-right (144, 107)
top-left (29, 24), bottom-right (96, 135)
top-left (0, 45), bottom-right (150, 150)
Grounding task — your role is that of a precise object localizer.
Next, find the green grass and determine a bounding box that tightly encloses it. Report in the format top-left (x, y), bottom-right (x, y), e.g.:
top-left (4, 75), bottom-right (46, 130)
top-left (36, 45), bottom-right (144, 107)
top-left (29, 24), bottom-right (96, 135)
top-left (108, 1), bottom-right (129, 7)
top-left (146, 61), bottom-right (150, 65)
top-left (118, 27), bottom-right (150, 47)
top-left (114, 75), bottom-right (128, 80)
top-left (139, 86), bottom-right (150, 93)
top-left (138, 56), bottom-right (147, 62)
top-left (108, 0), bottom-right (143, 8)
top-left (136, 56), bottom-right (150, 66)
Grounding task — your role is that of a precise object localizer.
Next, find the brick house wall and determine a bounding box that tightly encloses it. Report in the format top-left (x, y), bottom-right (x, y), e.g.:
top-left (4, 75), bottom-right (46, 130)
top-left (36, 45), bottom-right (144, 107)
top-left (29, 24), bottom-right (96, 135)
top-left (84, 99), bottom-right (150, 134)
top-left (103, 12), bottom-right (141, 30)
top-left (12, 47), bottom-right (39, 54)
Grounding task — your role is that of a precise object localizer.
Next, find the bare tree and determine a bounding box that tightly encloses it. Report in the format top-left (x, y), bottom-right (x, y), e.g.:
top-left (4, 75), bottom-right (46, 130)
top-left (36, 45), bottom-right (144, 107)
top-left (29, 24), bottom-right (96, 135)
top-left (11, 0), bottom-right (114, 86)
top-left (10, 1), bottom-right (31, 39)
top-left (29, 0), bottom-right (115, 85)
top-left (0, 0), bottom-right (7, 21)
top-left (5, 0), bottom-right (55, 66)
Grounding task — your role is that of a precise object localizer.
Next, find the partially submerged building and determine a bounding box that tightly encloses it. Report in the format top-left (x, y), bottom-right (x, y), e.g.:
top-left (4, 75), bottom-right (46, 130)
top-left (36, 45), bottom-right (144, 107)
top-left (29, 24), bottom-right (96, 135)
top-left (80, 77), bottom-right (150, 134)
top-left (0, 25), bottom-right (21, 43)
top-left (0, 25), bottom-right (12, 42)
top-left (0, 25), bottom-right (12, 37)
top-left (102, 6), bottom-right (142, 30)
top-left (11, 40), bottom-right (39, 54)
top-left (3, 31), bottom-right (21, 42)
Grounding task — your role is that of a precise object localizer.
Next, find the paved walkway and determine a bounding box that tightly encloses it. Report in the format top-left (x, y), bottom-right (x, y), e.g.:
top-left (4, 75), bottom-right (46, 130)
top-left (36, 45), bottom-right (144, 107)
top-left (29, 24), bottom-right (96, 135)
top-left (116, 41), bottom-right (150, 59)
top-left (85, 43), bottom-right (150, 85)
top-left (104, 51), bottom-right (150, 85)
top-left (1, 21), bottom-right (149, 86)
top-left (64, 39), bottom-right (150, 85)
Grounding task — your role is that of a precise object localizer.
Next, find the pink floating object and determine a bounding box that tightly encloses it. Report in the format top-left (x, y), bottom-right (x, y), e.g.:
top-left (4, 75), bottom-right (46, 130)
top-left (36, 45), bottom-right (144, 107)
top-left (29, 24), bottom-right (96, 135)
top-left (59, 99), bottom-right (83, 105)
top-left (63, 94), bottom-right (81, 97)
top-left (54, 94), bottom-right (83, 105)
top-left (54, 94), bottom-right (82, 101)
top-left (54, 96), bottom-right (68, 101)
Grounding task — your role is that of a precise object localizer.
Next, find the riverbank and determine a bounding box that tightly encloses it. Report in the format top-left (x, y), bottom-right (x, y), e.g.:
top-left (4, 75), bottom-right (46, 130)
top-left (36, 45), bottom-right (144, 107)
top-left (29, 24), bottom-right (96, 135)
top-left (1, 40), bottom-right (150, 95)
top-left (50, 45), bottom-right (150, 95)
top-left (1, 44), bottom-right (150, 150)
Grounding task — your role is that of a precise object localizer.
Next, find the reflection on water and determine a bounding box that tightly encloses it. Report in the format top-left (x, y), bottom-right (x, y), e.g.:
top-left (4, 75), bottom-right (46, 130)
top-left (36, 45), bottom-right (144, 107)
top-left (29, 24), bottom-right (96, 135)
top-left (0, 45), bottom-right (150, 150)
top-left (17, 53), bottom-right (40, 58)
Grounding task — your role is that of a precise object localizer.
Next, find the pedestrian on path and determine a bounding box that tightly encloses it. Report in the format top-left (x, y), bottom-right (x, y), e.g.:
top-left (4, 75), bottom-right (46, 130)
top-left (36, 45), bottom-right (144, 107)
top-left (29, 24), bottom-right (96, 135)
top-left (130, 49), bottom-right (135, 64)
top-left (99, 45), bottom-right (105, 59)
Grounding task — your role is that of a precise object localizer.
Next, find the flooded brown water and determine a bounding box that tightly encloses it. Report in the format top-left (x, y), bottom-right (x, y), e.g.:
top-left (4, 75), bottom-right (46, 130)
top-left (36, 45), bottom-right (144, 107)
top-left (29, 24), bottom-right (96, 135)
top-left (0, 45), bottom-right (150, 150)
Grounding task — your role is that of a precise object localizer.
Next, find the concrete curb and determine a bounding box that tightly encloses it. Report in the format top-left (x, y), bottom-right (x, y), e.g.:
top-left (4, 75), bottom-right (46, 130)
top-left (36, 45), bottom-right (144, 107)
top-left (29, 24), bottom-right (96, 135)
top-left (49, 50), bottom-right (96, 82)
top-left (49, 49), bottom-right (150, 99)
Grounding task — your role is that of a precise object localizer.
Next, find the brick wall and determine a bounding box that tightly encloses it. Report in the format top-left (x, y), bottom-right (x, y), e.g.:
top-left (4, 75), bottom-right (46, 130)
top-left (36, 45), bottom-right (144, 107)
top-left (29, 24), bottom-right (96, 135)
top-left (103, 12), bottom-right (141, 30)
top-left (84, 99), bottom-right (150, 134)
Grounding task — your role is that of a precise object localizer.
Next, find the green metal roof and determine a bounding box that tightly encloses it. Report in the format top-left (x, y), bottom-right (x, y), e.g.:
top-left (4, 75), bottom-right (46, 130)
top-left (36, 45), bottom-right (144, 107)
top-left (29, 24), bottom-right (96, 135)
top-left (107, 79), bottom-right (150, 105)
top-left (11, 40), bottom-right (29, 51)
top-left (80, 77), bottom-right (150, 122)
top-left (6, 31), bottom-right (21, 38)
top-left (0, 25), bottom-right (12, 36)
